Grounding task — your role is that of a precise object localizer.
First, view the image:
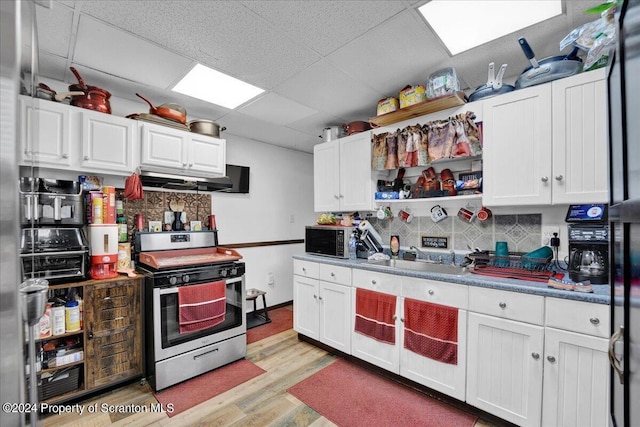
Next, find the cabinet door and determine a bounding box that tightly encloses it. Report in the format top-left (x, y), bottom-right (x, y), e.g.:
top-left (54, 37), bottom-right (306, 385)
top-left (339, 131), bottom-right (375, 211)
top-left (319, 281), bottom-right (351, 354)
top-left (293, 275), bottom-right (319, 340)
top-left (482, 85), bottom-right (552, 206)
top-left (314, 141), bottom-right (340, 212)
top-left (551, 69), bottom-right (608, 204)
top-left (84, 279), bottom-right (142, 389)
top-left (542, 327), bottom-right (609, 427)
top-left (20, 96), bottom-right (72, 167)
top-left (188, 135), bottom-right (226, 175)
top-left (80, 110), bottom-right (136, 174)
top-left (139, 123), bottom-right (188, 170)
top-left (466, 312), bottom-right (544, 427)
top-left (351, 287), bottom-right (400, 374)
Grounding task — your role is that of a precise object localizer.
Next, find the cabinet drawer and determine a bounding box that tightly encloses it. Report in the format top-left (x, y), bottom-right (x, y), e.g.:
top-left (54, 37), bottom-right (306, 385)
top-left (545, 298), bottom-right (610, 338)
top-left (319, 264), bottom-right (351, 286)
top-left (468, 287), bottom-right (544, 325)
top-left (293, 260), bottom-right (319, 279)
top-left (352, 269), bottom-right (401, 295)
top-left (402, 277), bottom-right (468, 309)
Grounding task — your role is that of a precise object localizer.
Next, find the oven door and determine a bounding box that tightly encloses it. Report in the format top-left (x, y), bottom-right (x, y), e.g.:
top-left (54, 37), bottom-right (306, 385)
top-left (152, 276), bottom-right (245, 361)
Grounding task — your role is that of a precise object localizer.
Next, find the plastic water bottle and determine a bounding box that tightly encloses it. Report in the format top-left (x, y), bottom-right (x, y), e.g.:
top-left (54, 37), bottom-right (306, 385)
top-left (348, 230), bottom-right (358, 260)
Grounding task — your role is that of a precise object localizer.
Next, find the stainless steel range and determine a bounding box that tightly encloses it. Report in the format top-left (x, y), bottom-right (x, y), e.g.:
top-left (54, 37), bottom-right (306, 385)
top-left (135, 230), bottom-right (246, 391)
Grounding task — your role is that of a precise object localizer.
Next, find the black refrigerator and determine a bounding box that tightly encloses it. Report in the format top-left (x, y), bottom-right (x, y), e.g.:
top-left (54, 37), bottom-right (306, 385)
top-left (608, 1), bottom-right (640, 426)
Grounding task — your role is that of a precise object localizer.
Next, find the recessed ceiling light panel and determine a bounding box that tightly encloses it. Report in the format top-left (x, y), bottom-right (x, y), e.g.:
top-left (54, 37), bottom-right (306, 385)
top-left (418, 0), bottom-right (562, 55)
top-left (172, 64), bottom-right (265, 109)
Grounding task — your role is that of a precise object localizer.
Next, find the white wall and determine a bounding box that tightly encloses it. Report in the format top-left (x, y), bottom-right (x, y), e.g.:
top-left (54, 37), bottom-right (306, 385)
top-left (212, 133), bottom-right (316, 308)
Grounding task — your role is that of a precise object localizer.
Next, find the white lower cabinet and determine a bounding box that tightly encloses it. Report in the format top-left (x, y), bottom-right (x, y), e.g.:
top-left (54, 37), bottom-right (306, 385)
top-left (400, 277), bottom-right (468, 401)
top-left (541, 298), bottom-right (610, 427)
top-left (466, 287), bottom-right (545, 427)
top-left (293, 261), bottom-right (351, 354)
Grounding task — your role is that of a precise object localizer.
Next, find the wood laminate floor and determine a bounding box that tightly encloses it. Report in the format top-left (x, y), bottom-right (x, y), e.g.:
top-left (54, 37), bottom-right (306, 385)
top-left (42, 309), bottom-right (502, 427)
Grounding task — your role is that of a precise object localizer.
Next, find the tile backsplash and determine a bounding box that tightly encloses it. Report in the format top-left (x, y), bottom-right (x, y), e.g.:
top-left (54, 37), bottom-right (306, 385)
top-left (122, 190), bottom-right (211, 234)
top-left (369, 213), bottom-right (542, 253)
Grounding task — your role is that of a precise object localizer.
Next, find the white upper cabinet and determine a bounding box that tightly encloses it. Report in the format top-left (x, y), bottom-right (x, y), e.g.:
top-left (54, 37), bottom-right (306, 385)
top-left (314, 131), bottom-right (375, 212)
top-left (483, 70), bottom-right (608, 206)
top-left (551, 68), bottom-right (608, 204)
top-left (80, 109), bottom-right (136, 173)
top-left (482, 84), bottom-right (553, 206)
top-left (20, 96), bottom-right (72, 168)
top-left (139, 122), bottom-right (225, 176)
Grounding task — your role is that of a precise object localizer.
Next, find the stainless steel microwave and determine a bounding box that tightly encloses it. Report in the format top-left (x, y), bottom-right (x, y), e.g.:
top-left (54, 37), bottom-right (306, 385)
top-left (305, 225), bottom-right (350, 258)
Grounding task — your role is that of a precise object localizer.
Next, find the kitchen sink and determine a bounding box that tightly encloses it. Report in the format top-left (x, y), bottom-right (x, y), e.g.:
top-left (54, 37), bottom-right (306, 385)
top-left (366, 259), bottom-right (469, 276)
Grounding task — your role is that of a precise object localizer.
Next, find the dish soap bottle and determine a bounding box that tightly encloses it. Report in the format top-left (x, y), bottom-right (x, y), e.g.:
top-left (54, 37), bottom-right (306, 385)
top-left (390, 235), bottom-right (400, 258)
top-left (349, 229), bottom-right (358, 260)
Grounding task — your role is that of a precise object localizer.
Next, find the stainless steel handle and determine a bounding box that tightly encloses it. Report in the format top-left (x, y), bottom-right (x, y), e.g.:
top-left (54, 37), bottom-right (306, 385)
top-left (428, 290), bottom-right (434, 295)
top-left (547, 355), bottom-right (556, 363)
top-left (555, 175), bottom-right (564, 181)
top-left (590, 317), bottom-right (600, 325)
top-left (531, 352), bottom-right (540, 360)
top-left (193, 347), bottom-right (219, 360)
top-left (499, 302), bottom-right (507, 309)
top-left (25, 194), bottom-right (33, 221)
top-left (53, 196), bottom-right (62, 221)
top-left (609, 326), bottom-right (624, 384)
top-left (334, 195), bottom-right (340, 199)
top-left (541, 176), bottom-right (549, 182)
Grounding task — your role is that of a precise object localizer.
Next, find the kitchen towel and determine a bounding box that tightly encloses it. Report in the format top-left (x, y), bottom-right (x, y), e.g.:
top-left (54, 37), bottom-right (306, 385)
top-left (354, 288), bottom-right (396, 344)
top-left (178, 280), bottom-right (226, 334)
top-left (403, 298), bottom-right (458, 365)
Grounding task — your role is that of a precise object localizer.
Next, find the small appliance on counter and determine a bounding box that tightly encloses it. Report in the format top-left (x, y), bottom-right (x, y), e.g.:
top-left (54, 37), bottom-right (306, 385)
top-left (566, 204), bottom-right (609, 284)
top-left (88, 224), bottom-right (119, 279)
top-left (19, 178), bottom-right (84, 226)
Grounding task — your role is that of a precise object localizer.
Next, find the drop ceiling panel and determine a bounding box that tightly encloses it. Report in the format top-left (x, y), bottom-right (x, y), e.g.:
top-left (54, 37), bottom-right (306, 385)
top-left (76, 0), bottom-right (321, 90)
top-left (238, 92), bottom-right (317, 126)
top-left (286, 111), bottom-right (347, 139)
top-left (242, 0), bottom-right (406, 55)
top-left (73, 15), bottom-right (192, 88)
top-left (327, 10), bottom-right (451, 97)
top-left (35, 1), bottom-right (74, 58)
top-left (274, 60), bottom-right (384, 120)
top-left (38, 52), bottom-right (69, 82)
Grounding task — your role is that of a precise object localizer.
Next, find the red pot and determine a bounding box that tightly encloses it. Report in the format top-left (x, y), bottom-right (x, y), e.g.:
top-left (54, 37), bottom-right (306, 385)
top-left (68, 67), bottom-right (111, 114)
top-left (344, 121), bottom-right (371, 135)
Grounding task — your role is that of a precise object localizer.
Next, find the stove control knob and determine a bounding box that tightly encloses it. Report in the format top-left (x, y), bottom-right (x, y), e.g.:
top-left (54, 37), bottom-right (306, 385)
top-left (220, 269), bottom-right (228, 277)
top-left (182, 274), bottom-right (190, 283)
top-left (231, 268), bottom-right (238, 276)
top-left (169, 276), bottom-right (178, 285)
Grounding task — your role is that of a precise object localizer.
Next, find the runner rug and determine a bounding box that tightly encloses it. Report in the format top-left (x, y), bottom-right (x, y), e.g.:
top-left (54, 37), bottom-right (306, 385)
top-left (288, 358), bottom-right (477, 427)
top-left (246, 306), bottom-right (293, 344)
top-left (153, 359), bottom-right (265, 417)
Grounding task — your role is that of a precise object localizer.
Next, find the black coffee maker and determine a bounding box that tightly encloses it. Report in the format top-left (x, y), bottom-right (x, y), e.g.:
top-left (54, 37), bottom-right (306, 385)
top-left (566, 204), bottom-right (609, 284)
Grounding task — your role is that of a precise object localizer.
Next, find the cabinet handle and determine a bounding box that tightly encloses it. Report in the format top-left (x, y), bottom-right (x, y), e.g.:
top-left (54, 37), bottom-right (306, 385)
top-left (547, 355), bottom-right (556, 363)
top-left (318, 296), bottom-right (323, 301)
top-left (83, 155), bottom-right (89, 160)
top-left (88, 323), bottom-right (93, 339)
top-left (183, 163), bottom-right (187, 167)
top-left (499, 302), bottom-right (507, 309)
top-left (313, 294), bottom-right (317, 299)
top-left (541, 176), bottom-right (549, 182)
top-left (590, 317), bottom-right (600, 325)
top-left (609, 326), bottom-right (624, 384)
top-left (302, 267), bottom-right (306, 273)
top-left (428, 289), bottom-right (434, 295)
top-left (330, 272), bottom-right (335, 277)
top-left (531, 352), bottom-right (540, 360)
top-left (400, 317), bottom-right (405, 322)
top-left (555, 175), bottom-right (564, 181)
top-left (371, 280), bottom-right (377, 285)
top-left (339, 194), bottom-right (344, 199)
top-left (62, 153), bottom-right (68, 159)
top-left (393, 315), bottom-right (397, 321)
top-left (334, 195), bottom-right (340, 200)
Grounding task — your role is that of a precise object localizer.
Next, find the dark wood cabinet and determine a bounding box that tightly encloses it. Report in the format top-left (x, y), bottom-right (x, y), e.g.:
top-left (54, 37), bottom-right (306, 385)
top-left (84, 278), bottom-right (143, 389)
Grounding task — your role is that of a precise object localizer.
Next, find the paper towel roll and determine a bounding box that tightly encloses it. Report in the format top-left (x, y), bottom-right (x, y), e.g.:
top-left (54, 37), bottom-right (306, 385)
top-left (358, 220), bottom-right (384, 247)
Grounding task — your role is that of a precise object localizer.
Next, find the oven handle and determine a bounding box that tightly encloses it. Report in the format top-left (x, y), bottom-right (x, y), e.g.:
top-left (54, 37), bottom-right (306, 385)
top-left (20, 250), bottom-right (87, 258)
top-left (157, 276), bottom-right (243, 295)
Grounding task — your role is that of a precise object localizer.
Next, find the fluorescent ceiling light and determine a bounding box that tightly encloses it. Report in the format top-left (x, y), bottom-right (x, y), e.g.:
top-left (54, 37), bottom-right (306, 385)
top-left (418, 0), bottom-right (562, 55)
top-left (172, 63), bottom-right (265, 109)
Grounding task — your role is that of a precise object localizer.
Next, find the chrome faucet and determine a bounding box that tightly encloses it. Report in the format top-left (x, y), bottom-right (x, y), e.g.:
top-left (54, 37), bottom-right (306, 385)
top-left (449, 250), bottom-right (457, 266)
top-left (409, 246), bottom-right (443, 264)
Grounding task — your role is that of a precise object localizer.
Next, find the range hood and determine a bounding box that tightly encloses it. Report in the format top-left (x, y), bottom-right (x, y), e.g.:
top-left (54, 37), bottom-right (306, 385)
top-left (139, 168), bottom-right (232, 192)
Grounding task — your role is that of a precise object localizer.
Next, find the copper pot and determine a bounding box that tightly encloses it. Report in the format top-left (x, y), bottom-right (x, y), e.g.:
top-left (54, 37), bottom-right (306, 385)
top-left (136, 93), bottom-right (187, 124)
top-left (68, 67), bottom-right (111, 114)
top-left (343, 121), bottom-right (371, 135)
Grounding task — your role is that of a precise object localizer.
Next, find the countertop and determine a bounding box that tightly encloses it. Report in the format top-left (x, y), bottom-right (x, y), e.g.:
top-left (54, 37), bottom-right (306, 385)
top-left (293, 254), bottom-right (610, 305)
